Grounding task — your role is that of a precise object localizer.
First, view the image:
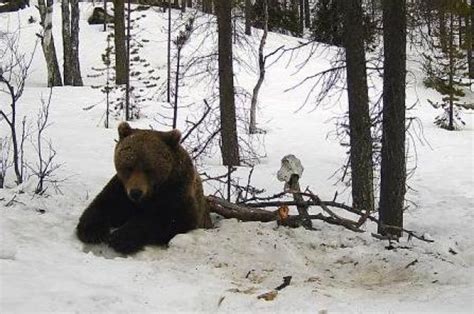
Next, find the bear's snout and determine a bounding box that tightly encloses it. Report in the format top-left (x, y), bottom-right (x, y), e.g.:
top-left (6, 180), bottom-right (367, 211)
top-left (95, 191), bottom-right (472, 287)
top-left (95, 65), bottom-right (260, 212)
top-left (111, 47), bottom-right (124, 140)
top-left (125, 171), bottom-right (149, 203)
top-left (129, 189), bottom-right (143, 202)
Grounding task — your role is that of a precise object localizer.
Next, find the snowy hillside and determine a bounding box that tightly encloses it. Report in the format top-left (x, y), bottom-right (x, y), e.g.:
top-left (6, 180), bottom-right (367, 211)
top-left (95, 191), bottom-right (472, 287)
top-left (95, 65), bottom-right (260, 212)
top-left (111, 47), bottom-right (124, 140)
top-left (1, 3), bottom-right (473, 313)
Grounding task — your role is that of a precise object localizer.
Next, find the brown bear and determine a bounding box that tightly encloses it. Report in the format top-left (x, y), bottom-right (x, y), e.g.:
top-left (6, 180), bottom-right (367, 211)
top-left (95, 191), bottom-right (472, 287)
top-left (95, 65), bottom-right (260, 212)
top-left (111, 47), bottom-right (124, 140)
top-left (76, 122), bottom-right (212, 254)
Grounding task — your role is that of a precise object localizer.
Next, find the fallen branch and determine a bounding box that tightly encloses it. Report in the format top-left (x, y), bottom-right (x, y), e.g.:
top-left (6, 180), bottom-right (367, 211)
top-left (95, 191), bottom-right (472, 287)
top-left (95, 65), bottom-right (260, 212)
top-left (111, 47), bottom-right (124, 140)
top-left (207, 195), bottom-right (364, 232)
top-left (206, 152), bottom-right (431, 243)
top-left (208, 192), bottom-right (431, 242)
top-left (208, 195), bottom-right (277, 222)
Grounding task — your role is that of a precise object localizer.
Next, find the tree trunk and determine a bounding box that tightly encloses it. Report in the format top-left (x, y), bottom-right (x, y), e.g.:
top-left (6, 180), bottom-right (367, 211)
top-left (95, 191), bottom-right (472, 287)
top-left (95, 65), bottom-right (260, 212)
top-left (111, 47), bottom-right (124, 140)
top-left (62, 0), bottom-right (73, 85)
top-left (104, 0), bottom-right (107, 32)
top-left (458, 14), bottom-right (463, 48)
top-left (203, 0), bottom-right (212, 14)
top-left (114, 0), bottom-right (127, 85)
top-left (343, 0), bottom-right (374, 216)
top-left (250, 0), bottom-right (268, 134)
top-left (291, 0), bottom-right (299, 29)
top-left (439, 8), bottom-right (447, 52)
top-left (215, 0), bottom-right (241, 166)
top-left (70, 0), bottom-right (83, 86)
top-left (299, 0), bottom-right (304, 32)
top-left (304, 0), bottom-right (310, 27)
top-left (38, 0), bottom-right (62, 87)
top-left (125, 0), bottom-right (131, 120)
top-left (448, 12), bottom-right (455, 130)
top-left (468, 0), bottom-right (474, 78)
top-left (167, 0), bottom-right (171, 103)
top-left (378, 0), bottom-right (407, 238)
top-left (173, 47), bottom-right (181, 129)
top-left (245, 0), bottom-right (252, 35)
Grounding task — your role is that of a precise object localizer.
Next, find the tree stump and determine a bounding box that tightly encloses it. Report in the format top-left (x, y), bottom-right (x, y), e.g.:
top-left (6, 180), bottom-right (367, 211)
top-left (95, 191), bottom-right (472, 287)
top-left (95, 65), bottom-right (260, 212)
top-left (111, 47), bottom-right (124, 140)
top-left (277, 155), bottom-right (312, 229)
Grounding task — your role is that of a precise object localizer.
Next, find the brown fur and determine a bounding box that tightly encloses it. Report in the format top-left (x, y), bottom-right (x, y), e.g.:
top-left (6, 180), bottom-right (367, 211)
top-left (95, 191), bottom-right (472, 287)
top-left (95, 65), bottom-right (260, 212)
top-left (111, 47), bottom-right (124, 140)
top-left (76, 122), bottom-right (212, 254)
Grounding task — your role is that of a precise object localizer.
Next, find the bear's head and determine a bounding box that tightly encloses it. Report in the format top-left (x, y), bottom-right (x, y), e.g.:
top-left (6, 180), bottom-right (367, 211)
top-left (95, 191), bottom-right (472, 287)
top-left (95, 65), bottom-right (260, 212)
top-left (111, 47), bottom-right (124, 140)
top-left (114, 122), bottom-right (182, 203)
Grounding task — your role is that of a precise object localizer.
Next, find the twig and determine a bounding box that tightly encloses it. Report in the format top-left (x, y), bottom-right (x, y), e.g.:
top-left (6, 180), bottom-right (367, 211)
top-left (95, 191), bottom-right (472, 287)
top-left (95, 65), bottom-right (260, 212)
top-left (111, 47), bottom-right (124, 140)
top-left (181, 99), bottom-right (212, 143)
top-left (210, 191), bottom-right (433, 242)
top-left (405, 259), bottom-right (418, 269)
top-left (275, 276), bottom-right (292, 291)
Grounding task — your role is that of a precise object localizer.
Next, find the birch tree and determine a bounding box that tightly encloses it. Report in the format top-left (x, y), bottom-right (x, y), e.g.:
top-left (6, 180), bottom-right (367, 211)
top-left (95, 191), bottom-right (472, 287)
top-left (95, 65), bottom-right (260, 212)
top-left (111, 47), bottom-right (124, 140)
top-left (38, 0), bottom-right (62, 87)
top-left (249, 0), bottom-right (268, 134)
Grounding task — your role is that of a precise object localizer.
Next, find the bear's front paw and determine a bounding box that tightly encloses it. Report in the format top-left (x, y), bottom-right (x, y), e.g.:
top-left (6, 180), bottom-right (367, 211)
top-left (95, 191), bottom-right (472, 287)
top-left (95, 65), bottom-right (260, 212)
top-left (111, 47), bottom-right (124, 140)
top-left (76, 220), bottom-right (109, 244)
top-left (108, 229), bottom-right (144, 255)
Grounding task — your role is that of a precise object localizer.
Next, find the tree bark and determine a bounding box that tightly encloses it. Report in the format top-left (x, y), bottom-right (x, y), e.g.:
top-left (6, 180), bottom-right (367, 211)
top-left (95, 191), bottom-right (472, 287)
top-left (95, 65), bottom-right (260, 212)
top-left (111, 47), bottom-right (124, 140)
top-left (250, 0), bottom-right (268, 134)
top-left (38, 0), bottom-right (62, 87)
top-left (448, 12), bottom-right (455, 130)
top-left (245, 0), bottom-right (252, 35)
top-left (203, 0), bottom-right (212, 14)
top-left (468, 0), bottom-right (474, 78)
top-left (61, 0), bottom-right (73, 85)
top-left (70, 0), bottom-right (83, 86)
top-left (167, 0), bottom-right (171, 103)
top-left (304, 0), bottom-right (310, 27)
top-left (216, 0), bottom-right (241, 166)
top-left (342, 0), bottom-right (374, 215)
top-left (113, 0), bottom-right (127, 85)
top-left (378, 0), bottom-right (407, 238)
top-left (125, 0), bottom-right (131, 120)
top-left (439, 7), bottom-right (447, 52)
top-left (299, 0), bottom-right (304, 32)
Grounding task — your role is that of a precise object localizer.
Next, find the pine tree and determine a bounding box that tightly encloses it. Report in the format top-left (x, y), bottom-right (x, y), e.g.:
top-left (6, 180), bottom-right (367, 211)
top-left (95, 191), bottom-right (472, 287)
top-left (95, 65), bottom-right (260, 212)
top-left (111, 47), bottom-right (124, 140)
top-left (343, 0), bottom-right (375, 218)
top-left (469, 0), bottom-right (473, 78)
top-left (311, 0), bottom-right (376, 48)
top-left (253, 0), bottom-right (300, 36)
top-left (378, 0), bottom-right (407, 238)
top-left (88, 8), bottom-right (158, 123)
top-left (113, 0), bottom-right (127, 85)
top-left (216, 0), bottom-right (241, 167)
top-left (423, 0), bottom-right (471, 130)
top-left (311, 0), bottom-right (344, 46)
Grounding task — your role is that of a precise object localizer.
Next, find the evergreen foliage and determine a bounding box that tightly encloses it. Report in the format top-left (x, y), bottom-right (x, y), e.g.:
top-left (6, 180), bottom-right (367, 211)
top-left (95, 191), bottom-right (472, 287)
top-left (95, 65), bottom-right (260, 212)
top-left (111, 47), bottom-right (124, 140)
top-left (311, 0), bottom-right (376, 47)
top-left (89, 7), bottom-right (159, 123)
top-left (422, 0), bottom-right (471, 130)
top-left (252, 0), bottom-right (301, 36)
top-left (311, 0), bottom-right (344, 46)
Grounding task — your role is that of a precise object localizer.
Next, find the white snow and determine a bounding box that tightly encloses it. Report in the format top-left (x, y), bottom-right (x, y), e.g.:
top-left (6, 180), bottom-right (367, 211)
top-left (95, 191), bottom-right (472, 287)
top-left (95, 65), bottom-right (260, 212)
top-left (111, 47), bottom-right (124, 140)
top-left (1, 3), bottom-right (474, 313)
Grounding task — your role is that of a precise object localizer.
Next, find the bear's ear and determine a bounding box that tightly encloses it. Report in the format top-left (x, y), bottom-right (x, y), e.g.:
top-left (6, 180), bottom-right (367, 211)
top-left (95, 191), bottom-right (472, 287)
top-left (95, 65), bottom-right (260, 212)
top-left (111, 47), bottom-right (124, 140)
top-left (118, 122), bottom-right (133, 140)
top-left (160, 129), bottom-right (182, 148)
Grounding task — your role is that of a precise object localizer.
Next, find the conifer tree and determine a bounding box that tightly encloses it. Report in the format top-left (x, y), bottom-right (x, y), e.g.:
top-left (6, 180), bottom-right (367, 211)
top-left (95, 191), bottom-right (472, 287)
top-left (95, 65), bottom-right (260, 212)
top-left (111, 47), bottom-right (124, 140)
top-left (423, 0), bottom-right (471, 130)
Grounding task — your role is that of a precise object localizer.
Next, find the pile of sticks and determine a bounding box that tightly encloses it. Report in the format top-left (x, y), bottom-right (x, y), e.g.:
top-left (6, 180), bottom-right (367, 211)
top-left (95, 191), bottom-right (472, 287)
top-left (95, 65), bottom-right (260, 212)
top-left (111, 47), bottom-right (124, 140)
top-left (207, 188), bottom-right (433, 243)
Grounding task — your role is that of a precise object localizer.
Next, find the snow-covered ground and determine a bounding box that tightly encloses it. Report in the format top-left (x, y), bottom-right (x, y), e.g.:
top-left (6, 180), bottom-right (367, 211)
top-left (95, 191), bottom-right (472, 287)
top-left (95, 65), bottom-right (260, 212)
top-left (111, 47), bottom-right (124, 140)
top-left (1, 4), bottom-right (473, 313)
